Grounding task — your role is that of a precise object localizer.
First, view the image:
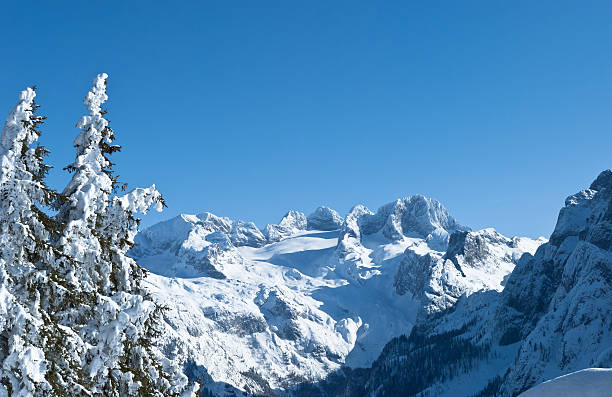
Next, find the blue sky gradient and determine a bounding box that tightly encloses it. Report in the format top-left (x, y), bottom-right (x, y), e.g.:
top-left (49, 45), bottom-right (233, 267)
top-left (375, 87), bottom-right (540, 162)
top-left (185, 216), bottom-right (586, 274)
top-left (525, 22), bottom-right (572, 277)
top-left (0, 1), bottom-right (610, 237)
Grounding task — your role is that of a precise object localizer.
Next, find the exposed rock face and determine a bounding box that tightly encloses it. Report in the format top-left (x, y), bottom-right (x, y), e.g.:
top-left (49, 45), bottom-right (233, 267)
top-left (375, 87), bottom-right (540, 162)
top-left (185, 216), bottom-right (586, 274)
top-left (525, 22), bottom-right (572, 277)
top-left (497, 169), bottom-right (612, 396)
top-left (337, 205), bottom-right (373, 243)
top-left (550, 169), bottom-right (612, 249)
top-left (307, 206), bottom-right (343, 231)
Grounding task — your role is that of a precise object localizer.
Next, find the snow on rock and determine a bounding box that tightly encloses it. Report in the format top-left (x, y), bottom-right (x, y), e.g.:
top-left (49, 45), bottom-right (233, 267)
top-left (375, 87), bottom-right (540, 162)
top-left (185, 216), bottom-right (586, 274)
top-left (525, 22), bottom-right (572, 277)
top-left (333, 205), bottom-right (376, 281)
top-left (518, 368), bottom-right (612, 397)
top-left (358, 195), bottom-right (468, 246)
top-left (333, 196), bottom-right (472, 284)
top-left (307, 207), bottom-right (343, 231)
top-left (132, 213), bottom-right (253, 278)
top-left (263, 210), bottom-right (307, 242)
top-left (145, 265), bottom-right (359, 394)
top-left (393, 228), bottom-right (544, 313)
top-left (230, 220), bottom-right (267, 248)
top-left (496, 170), bottom-right (612, 396)
top-left (550, 169), bottom-right (612, 249)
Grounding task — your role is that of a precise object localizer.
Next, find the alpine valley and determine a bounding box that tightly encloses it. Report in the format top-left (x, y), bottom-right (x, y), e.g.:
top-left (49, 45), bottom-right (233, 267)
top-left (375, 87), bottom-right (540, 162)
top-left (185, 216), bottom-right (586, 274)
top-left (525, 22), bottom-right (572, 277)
top-left (129, 170), bottom-right (612, 396)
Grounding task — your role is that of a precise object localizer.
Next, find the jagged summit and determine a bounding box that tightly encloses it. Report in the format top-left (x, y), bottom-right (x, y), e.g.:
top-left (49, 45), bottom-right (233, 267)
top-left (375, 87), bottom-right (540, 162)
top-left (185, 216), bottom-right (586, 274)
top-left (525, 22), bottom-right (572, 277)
top-left (307, 206), bottom-right (343, 231)
top-left (361, 195), bottom-right (466, 241)
top-left (331, 195), bottom-right (471, 285)
top-left (550, 168), bottom-right (612, 248)
top-left (263, 210), bottom-right (307, 242)
top-left (134, 194), bottom-right (466, 265)
top-left (339, 195), bottom-right (469, 252)
top-left (589, 169), bottom-right (612, 191)
top-left (133, 195), bottom-right (469, 280)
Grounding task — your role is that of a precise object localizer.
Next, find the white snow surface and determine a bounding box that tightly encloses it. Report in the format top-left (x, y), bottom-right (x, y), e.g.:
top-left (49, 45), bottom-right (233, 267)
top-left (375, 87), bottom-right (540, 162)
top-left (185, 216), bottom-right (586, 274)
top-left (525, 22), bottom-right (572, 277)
top-left (132, 198), bottom-right (545, 393)
top-left (518, 368), bottom-right (612, 397)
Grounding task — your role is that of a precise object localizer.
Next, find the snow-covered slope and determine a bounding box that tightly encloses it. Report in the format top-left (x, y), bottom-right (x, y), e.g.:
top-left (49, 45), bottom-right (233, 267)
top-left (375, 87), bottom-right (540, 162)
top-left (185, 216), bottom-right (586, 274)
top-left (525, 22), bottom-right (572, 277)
top-left (518, 368), bottom-right (612, 397)
top-left (131, 200), bottom-right (543, 394)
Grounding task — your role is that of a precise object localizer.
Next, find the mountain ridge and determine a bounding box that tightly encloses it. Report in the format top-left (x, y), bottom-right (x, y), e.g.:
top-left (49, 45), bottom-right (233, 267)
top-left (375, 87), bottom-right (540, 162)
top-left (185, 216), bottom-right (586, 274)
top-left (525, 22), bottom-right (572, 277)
top-left (130, 194), bottom-right (545, 395)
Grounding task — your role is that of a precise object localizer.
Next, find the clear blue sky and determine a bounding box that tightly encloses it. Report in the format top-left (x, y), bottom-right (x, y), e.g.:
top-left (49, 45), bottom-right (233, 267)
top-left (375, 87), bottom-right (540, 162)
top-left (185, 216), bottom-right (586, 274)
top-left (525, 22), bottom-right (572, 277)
top-left (0, 1), bottom-right (610, 238)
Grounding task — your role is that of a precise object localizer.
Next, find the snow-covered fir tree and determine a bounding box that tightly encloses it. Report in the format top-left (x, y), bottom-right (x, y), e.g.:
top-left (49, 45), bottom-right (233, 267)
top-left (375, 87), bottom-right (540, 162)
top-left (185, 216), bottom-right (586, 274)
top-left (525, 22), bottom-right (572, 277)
top-left (0, 86), bottom-right (62, 396)
top-left (0, 75), bottom-right (194, 396)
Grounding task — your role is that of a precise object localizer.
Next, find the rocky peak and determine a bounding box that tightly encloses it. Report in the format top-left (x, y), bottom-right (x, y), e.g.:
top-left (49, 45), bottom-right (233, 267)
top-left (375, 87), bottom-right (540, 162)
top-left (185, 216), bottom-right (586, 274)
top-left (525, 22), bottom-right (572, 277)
top-left (550, 169), bottom-right (612, 249)
top-left (229, 220), bottom-right (267, 248)
top-left (589, 169), bottom-right (612, 191)
top-left (278, 210), bottom-right (308, 230)
top-left (395, 228), bottom-right (542, 314)
top-left (263, 210), bottom-right (307, 242)
top-left (339, 205), bottom-right (373, 241)
top-left (307, 206), bottom-right (343, 231)
top-left (338, 195), bottom-right (467, 251)
top-left (195, 212), bottom-right (233, 234)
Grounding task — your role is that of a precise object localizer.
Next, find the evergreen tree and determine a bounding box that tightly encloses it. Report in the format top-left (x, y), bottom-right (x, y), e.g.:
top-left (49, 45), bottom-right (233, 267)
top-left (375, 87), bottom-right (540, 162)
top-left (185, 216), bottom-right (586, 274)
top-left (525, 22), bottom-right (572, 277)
top-left (0, 86), bottom-right (67, 396)
top-left (0, 86), bottom-right (91, 396)
top-left (0, 86), bottom-right (58, 275)
top-left (53, 73), bottom-right (192, 396)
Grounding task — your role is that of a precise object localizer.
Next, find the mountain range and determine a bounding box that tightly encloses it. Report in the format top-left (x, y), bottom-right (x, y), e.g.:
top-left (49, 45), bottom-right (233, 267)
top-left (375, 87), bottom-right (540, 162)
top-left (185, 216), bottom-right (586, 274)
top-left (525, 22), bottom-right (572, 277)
top-left (127, 171), bottom-right (612, 396)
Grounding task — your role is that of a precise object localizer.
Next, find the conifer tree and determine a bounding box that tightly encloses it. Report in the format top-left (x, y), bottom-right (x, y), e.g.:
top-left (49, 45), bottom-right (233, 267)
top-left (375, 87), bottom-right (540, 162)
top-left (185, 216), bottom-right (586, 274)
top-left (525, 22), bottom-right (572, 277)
top-left (0, 86), bottom-right (57, 273)
top-left (54, 73), bottom-right (191, 396)
top-left (0, 87), bottom-right (70, 396)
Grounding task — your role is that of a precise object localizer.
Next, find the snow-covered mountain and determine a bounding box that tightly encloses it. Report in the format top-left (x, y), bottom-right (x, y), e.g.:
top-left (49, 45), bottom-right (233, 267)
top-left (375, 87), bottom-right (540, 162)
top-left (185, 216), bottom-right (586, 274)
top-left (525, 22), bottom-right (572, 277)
top-left (130, 197), bottom-right (544, 394)
top-left (336, 170), bottom-right (612, 397)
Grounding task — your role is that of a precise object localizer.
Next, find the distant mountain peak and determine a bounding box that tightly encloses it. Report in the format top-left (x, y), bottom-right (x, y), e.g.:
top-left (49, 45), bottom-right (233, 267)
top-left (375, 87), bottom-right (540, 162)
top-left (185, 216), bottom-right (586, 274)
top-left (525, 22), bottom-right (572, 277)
top-left (263, 210), bottom-right (307, 242)
top-left (589, 169), bottom-right (612, 191)
top-left (307, 206), bottom-right (343, 231)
